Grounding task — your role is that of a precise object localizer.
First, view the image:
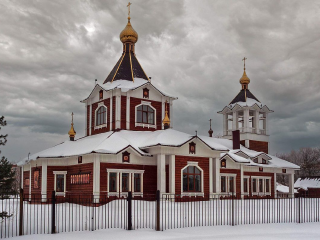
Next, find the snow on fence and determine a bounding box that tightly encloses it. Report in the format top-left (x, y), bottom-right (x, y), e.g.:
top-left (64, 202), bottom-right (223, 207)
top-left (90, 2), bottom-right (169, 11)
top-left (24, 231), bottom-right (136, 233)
top-left (0, 192), bottom-right (320, 238)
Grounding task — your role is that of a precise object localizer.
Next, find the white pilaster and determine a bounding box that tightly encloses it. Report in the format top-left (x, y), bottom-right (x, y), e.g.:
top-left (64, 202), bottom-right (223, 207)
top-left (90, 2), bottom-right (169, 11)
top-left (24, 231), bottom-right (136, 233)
top-left (289, 173), bottom-right (294, 198)
top-left (223, 114), bottom-right (228, 136)
top-left (265, 113), bottom-right (269, 135)
top-left (232, 111), bottom-right (238, 130)
top-left (41, 159), bottom-right (48, 202)
top-left (243, 108), bottom-right (249, 132)
top-left (213, 158), bottom-right (220, 194)
top-left (93, 154), bottom-right (100, 203)
top-left (126, 92), bottom-right (131, 130)
top-left (21, 167), bottom-right (24, 189)
top-left (209, 158), bottom-right (213, 193)
top-left (115, 91), bottom-right (121, 129)
top-left (89, 103), bottom-right (92, 135)
top-left (110, 94), bottom-right (113, 131)
top-left (157, 154), bottom-right (166, 194)
top-left (169, 155), bottom-right (175, 194)
top-left (254, 110), bottom-right (260, 134)
top-left (274, 172), bottom-right (277, 199)
top-left (240, 164), bottom-right (244, 198)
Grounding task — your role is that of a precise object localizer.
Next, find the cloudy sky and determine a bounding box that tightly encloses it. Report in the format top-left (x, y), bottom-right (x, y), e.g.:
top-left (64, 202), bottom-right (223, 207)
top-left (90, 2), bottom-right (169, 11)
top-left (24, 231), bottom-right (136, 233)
top-left (1, 0), bottom-right (320, 162)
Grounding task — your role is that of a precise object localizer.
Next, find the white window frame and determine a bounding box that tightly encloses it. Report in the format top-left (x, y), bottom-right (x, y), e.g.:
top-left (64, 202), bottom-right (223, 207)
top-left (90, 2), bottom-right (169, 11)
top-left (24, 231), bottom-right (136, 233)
top-left (251, 176), bottom-right (271, 196)
top-left (220, 173), bottom-right (237, 196)
top-left (106, 169), bottom-right (144, 197)
top-left (94, 103), bottom-right (108, 130)
top-left (135, 101), bottom-right (156, 129)
top-left (181, 161), bottom-right (204, 197)
top-left (53, 171), bottom-right (67, 197)
top-left (243, 176), bottom-right (250, 195)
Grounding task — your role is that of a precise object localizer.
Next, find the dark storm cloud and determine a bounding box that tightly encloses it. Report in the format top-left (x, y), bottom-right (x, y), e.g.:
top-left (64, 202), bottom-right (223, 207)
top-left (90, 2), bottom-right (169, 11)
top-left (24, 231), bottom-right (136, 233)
top-left (1, 0), bottom-right (320, 162)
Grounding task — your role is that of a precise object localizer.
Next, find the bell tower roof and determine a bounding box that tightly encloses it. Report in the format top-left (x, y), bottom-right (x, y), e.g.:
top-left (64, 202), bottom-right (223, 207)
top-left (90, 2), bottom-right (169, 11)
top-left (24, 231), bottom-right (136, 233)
top-left (103, 3), bottom-right (148, 84)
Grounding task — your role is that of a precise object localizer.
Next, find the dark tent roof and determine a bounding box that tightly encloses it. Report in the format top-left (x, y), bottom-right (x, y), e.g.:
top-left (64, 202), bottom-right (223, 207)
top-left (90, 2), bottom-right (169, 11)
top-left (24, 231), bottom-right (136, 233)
top-left (229, 89), bottom-right (260, 105)
top-left (103, 52), bottom-right (148, 84)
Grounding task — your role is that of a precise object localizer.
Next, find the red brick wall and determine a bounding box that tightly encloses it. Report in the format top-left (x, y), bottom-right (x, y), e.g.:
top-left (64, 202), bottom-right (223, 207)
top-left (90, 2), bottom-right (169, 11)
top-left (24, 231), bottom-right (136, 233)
top-left (100, 163), bottom-right (157, 196)
top-left (90, 99), bottom-right (111, 135)
top-left (307, 188), bottom-right (320, 198)
top-left (175, 156), bottom-right (209, 195)
top-left (47, 163), bottom-right (93, 197)
top-left (121, 96), bottom-right (127, 130)
top-left (249, 140), bottom-right (268, 154)
top-left (244, 171), bottom-right (274, 198)
top-left (130, 97), bottom-right (162, 131)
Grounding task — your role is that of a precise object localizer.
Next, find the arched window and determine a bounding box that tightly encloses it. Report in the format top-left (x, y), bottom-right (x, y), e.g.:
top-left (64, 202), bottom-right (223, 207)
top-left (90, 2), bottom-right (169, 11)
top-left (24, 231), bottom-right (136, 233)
top-left (136, 105), bottom-right (155, 125)
top-left (183, 166), bottom-right (201, 192)
top-left (96, 106), bottom-right (106, 126)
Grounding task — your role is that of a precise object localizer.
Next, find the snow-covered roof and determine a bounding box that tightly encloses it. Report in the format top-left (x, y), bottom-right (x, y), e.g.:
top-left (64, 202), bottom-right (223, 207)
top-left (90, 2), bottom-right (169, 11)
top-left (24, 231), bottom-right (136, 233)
top-left (81, 78), bottom-right (177, 102)
top-left (294, 177), bottom-right (320, 190)
top-left (17, 129), bottom-right (300, 170)
top-left (276, 183), bottom-right (297, 193)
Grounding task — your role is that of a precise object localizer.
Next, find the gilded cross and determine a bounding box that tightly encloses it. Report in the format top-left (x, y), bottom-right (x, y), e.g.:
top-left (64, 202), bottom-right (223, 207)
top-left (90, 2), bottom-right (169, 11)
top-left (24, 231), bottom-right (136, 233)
top-left (71, 112), bottom-right (74, 124)
top-left (127, 2), bottom-right (132, 18)
top-left (242, 57), bottom-right (247, 70)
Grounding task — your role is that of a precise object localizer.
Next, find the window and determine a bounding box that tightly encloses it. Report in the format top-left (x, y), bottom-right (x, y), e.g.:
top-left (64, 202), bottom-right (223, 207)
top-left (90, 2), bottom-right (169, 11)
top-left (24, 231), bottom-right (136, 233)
top-left (134, 173), bottom-right (141, 192)
top-left (259, 179), bottom-right (263, 192)
top-left (136, 105), bottom-right (154, 125)
top-left (252, 178), bottom-right (257, 193)
top-left (109, 173), bottom-right (117, 192)
top-left (252, 177), bottom-right (271, 195)
top-left (253, 158), bottom-right (258, 163)
top-left (34, 170), bottom-right (40, 189)
top-left (96, 106), bottom-right (107, 126)
top-left (221, 159), bottom-right (226, 168)
top-left (189, 142), bottom-right (196, 154)
top-left (266, 179), bottom-right (270, 193)
top-left (259, 167), bottom-right (263, 172)
top-left (183, 166), bottom-right (201, 192)
top-left (122, 151), bottom-right (130, 163)
top-left (221, 174), bottom-right (236, 194)
top-left (70, 173), bottom-right (90, 185)
top-left (99, 90), bottom-right (103, 100)
top-left (122, 173), bottom-right (129, 192)
top-left (143, 88), bottom-right (149, 99)
top-left (56, 175), bottom-right (65, 192)
top-left (282, 169), bottom-right (286, 173)
top-left (78, 156), bottom-right (82, 164)
top-left (262, 159), bottom-right (267, 164)
top-left (244, 178), bottom-right (248, 193)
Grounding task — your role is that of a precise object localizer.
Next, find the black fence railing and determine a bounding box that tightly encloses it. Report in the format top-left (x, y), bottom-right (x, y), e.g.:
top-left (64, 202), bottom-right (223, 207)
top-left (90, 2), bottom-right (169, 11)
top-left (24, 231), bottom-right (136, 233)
top-left (0, 191), bottom-right (320, 238)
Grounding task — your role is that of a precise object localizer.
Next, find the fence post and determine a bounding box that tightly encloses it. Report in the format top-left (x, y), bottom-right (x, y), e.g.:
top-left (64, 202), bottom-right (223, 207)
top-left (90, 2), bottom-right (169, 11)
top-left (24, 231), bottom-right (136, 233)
top-left (51, 191), bottom-right (56, 234)
top-left (232, 191), bottom-right (235, 226)
top-left (19, 188), bottom-right (23, 236)
top-left (127, 191), bottom-right (132, 230)
top-left (298, 196), bottom-right (301, 223)
top-left (156, 190), bottom-right (160, 231)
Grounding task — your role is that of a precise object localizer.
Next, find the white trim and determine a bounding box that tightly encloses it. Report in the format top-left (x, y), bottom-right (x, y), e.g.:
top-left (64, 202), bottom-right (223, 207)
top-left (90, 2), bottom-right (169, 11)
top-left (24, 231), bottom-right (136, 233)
top-left (94, 104), bottom-right (108, 130)
top-left (93, 155), bottom-right (100, 203)
top-left (41, 159), bottom-right (48, 202)
top-left (209, 158), bottom-right (213, 193)
top-left (135, 102), bottom-right (157, 129)
top-left (53, 171), bottom-right (67, 197)
top-left (169, 155), bottom-right (175, 194)
top-left (181, 163), bottom-right (204, 196)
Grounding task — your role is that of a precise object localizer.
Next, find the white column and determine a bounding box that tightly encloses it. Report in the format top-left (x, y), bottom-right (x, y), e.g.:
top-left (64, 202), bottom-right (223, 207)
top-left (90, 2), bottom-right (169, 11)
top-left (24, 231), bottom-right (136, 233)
top-left (126, 92), bottom-right (130, 130)
top-left (264, 113), bottom-right (269, 135)
top-left (169, 155), bottom-right (175, 194)
top-left (213, 158), bottom-right (220, 194)
top-left (157, 154), bottom-right (166, 194)
top-left (93, 154), bottom-right (100, 203)
top-left (254, 110), bottom-right (260, 134)
top-left (21, 166), bottom-right (24, 189)
top-left (41, 159), bottom-right (48, 202)
top-left (240, 165), bottom-right (244, 199)
top-left (223, 114), bottom-right (228, 136)
top-left (243, 108), bottom-right (249, 133)
top-left (232, 111), bottom-right (238, 130)
top-left (289, 173), bottom-right (294, 198)
top-left (110, 94), bottom-right (113, 131)
top-left (245, 139), bottom-right (250, 148)
top-left (115, 92), bottom-right (121, 129)
top-left (274, 172), bottom-right (277, 198)
top-left (209, 158), bottom-right (213, 194)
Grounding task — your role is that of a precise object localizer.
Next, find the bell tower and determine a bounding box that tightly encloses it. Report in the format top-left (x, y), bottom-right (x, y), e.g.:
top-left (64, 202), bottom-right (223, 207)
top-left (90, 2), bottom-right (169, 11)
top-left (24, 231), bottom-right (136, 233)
top-left (218, 58), bottom-right (273, 153)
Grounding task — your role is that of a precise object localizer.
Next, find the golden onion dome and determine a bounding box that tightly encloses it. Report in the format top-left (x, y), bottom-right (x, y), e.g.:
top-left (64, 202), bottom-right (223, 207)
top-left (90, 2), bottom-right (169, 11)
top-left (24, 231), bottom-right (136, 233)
top-left (240, 69), bottom-right (250, 85)
top-left (68, 123), bottom-right (76, 138)
top-left (120, 18), bottom-right (138, 43)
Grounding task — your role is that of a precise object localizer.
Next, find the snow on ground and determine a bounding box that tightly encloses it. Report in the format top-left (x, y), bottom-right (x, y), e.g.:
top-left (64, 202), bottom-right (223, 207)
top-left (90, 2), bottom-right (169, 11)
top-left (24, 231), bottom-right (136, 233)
top-left (9, 223), bottom-right (320, 240)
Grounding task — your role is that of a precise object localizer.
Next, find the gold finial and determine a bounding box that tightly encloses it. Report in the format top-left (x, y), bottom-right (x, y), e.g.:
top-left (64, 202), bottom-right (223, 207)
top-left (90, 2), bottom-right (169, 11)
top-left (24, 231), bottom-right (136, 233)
top-left (120, 2), bottom-right (138, 44)
top-left (240, 57), bottom-right (250, 89)
top-left (127, 2), bottom-right (132, 20)
top-left (68, 112), bottom-right (76, 141)
top-left (162, 101), bottom-right (170, 129)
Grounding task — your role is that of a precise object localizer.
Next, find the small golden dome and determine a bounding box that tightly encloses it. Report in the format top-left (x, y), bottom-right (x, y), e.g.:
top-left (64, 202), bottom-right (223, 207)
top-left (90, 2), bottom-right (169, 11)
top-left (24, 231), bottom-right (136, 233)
top-left (163, 111), bottom-right (170, 125)
top-left (240, 70), bottom-right (250, 85)
top-left (120, 18), bottom-right (138, 43)
top-left (68, 123), bottom-right (76, 138)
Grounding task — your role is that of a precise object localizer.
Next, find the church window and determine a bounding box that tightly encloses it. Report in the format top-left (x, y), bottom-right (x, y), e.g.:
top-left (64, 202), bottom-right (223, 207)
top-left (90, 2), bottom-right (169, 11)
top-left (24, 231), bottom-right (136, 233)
top-left (53, 171), bottom-right (67, 196)
top-left (183, 166), bottom-right (201, 192)
top-left (143, 88), bottom-right (149, 99)
top-left (136, 105), bottom-right (154, 125)
top-left (96, 106), bottom-right (107, 126)
top-left (122, 151), bottom-right (130, 163)
top-left (99, 90), bottom-right (103, 100)
top-left (56, 175), bottom-right (65, 192)
top-left (189, 142), bottom-right (196, 154)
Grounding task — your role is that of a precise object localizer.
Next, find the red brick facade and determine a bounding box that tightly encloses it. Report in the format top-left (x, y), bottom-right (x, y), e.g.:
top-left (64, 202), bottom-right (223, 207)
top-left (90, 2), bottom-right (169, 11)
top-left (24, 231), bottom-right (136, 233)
top-left (240, 140), bottom-right (269, 154)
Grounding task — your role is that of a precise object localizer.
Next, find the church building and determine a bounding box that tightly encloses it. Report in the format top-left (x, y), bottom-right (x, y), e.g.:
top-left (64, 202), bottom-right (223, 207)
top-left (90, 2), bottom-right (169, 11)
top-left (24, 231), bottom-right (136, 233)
top-left (18, 7), bottom-right (299, 202)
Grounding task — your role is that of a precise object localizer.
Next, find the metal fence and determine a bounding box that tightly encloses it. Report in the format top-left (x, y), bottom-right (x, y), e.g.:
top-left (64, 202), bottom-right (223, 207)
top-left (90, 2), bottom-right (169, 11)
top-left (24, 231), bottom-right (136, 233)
top-left (0, 191), bottom-right (320, 238)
